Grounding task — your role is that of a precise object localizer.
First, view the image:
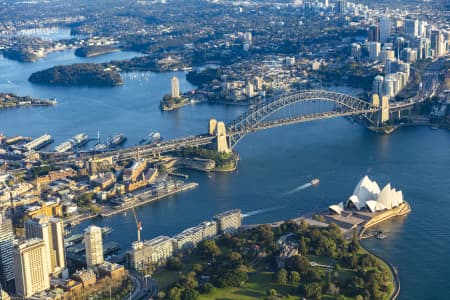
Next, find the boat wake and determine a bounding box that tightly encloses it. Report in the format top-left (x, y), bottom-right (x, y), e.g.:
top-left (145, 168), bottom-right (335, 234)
top-left (284, 182), bottom-right (312, 195)
top-left (242, 206), bottom-right (284, 218)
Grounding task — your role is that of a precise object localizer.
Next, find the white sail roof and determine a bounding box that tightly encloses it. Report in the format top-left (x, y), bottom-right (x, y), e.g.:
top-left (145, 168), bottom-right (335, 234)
top-left (352, 175), bottom-right (381, 204)
top-left (329, 202), bottom-right (344, 215)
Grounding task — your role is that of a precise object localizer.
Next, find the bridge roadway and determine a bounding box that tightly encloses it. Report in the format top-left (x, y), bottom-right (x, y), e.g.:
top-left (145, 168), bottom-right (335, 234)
top-left (45, 134), bottom-right (216, 163)
top-left (43, 87), bottom-right (433, 164)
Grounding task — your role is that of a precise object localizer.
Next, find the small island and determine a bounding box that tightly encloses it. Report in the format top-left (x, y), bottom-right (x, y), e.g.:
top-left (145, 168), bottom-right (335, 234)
top-left (160, 94), bottom-right (189, 111)
top-left (74, 45), bottom-right (120, 58)
top-left (28, 63), bottom-right (123, 87)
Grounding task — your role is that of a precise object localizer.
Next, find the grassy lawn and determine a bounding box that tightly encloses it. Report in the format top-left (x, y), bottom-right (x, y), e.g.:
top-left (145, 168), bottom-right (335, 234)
top-left (198, 272), bottom-right (300, 300)
top-left (153, 254), bottom-right (205, 290)
top-left (307, 255), bottom-right (337, 266)
top-left (153, 269), bottom-right (181, 290)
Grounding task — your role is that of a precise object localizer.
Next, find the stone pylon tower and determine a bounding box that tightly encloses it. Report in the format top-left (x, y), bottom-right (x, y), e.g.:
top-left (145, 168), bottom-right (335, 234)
top-left (209, 119), bottom-right (231, 153)
top-left (381, 96), bottom-right (390, 124)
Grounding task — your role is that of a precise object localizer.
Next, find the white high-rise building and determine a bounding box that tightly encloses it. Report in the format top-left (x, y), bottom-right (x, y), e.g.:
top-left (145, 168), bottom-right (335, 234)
top-left (418, 20), bottom-right (427, 38)
top-left (369, 42), bottom-right (381, 60)
top-left (13, 239), bottom-right (50, 298)
top-left (372, 75), bottom-right (384, 96)
top-left (171, 76), bottom-right (180, 98)
top-left (84, 226), bottom-right (104, 268)
top-left (245, 82), bottom-right (255, 98)
top-left (380, 17), bottom-right (392, 43)
top-left (25, 216), bottom-right (66, 276)
top-left (0, 210), bottom-right (14, 290)
top-left (243, 32), bottom-right (252, 45)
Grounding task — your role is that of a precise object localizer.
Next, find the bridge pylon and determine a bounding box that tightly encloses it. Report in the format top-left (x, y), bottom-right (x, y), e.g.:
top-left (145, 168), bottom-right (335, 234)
top-left (209, 119), bottom-right (231, 153)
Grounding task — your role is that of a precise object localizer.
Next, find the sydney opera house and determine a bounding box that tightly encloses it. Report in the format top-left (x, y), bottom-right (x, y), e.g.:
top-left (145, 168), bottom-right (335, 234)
top-left (328, 175), bottom-right (406, 215)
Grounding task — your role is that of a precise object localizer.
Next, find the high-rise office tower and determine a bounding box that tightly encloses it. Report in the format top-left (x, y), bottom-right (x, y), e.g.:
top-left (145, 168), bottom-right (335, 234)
top-left (0, 211), bottom-right (14, 291)
top-left (171, 76), bottom-right (180, 98)
top-left (25, 215), bottom-right (65, 275)
top-left (84, 225), bottom-right (104, 268)
top-left (430, 30), bottom-right (444, 57)
top-left (404, 18), bottom-right (418, 38)
top-left (13, 239), bottom-right (50, 298)
top-left (336, 0), bottom-right (346, 14)
top-left (380, 17), bottom-right (392, 43)
top-left (368, 24), bottom-right (380, 42)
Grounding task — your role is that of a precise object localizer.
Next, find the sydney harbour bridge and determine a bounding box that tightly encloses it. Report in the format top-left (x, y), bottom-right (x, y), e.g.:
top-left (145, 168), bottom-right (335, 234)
top-left (42, 87), bottom-right (432, 164)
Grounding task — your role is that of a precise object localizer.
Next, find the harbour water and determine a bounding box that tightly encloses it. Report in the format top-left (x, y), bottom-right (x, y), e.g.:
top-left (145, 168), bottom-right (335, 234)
top-left (0, 50), bottom-right (449, 299)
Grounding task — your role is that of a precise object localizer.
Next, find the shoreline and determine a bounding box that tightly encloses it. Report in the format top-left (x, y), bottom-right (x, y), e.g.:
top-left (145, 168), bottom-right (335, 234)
top-left (100, 182), bottom-right (199, 217)
top-left (359, 228), bottom-right (401, 300)
top-left (242, 202), bottom-right (410, 300)
top-left (64, 182), bottom-right (199, 226)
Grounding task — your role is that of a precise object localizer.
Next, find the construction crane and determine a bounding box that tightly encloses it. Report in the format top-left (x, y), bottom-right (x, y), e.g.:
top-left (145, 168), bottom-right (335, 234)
top-left (131, 207), bottom-right (142, 242)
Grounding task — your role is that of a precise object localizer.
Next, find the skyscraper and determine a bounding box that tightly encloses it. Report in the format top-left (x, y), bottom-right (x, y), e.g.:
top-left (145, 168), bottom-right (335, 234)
top-left (404, 18), bottom-right (418, 38)
top-left (13, 239), bottom-right (50, 298)
top-left (368, 42), bottom-right (381, 60)
top-left (25, 215), bottom-right (66, 275)
top-left (336, 0), bottom-right (346, 14)
top-left (84, 225), bottom-right (104, 268)
top-left (430, 30), bottom-right (444, 57)
top-left (0, 211), bottom-right (14, 291)
top-left (171, 76), bottom-right (180, 98)
top-left (368, 24), bottom-right (380, 42)
top-left (380, 17), bottom-right (392, 43)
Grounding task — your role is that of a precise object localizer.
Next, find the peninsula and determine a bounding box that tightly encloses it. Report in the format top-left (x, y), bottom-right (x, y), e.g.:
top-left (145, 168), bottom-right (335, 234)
top-left (0, 93), bottom-right (57, 110)
top-left (74, 45), bottom-right (120, 58)
top-left (28, 63), bottom-right (123, 87)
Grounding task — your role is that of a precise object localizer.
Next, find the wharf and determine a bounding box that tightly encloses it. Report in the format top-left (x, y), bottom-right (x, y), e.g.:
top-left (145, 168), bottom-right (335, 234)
top-left (100, 182), bottom-right (199, 217)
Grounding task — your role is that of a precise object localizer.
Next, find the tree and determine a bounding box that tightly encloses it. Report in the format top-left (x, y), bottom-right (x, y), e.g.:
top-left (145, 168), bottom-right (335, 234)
top-left (156, 291), bottom-right (166, 300)
top-left (286, 255), bottom-right (310, 275)
top-left (167, 256), bottom-right (183, 270)
top-left (199, 282), bottom-right (214, 294)
top-left (276, 268), bottom-right (288, 285)
top-left (182, 287), bottom-right (199, 300)
top-left (198, 240), bottom-right (221, 259)
top-left (300, 236), bottom-right (308, 255)
top-left (304, 282), bottom-right (323, 299)
top-left (214, 269), bottom-right (248, 288)
top-left (289, 271), bottom-right (300, 285)
top-left (181, 272), bottom-right (198, 289)
top-left (252, 225), bottom-right (275, 243)
top-left (192, 263), bottom-right (203, 273)
top-left (168, 287), bottom-right (182, 300)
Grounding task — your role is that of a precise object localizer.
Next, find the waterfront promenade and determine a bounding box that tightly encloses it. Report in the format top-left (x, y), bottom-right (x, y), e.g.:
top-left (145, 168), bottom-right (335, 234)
top-left (100, 182), bottom-right (198, 217)
top-left (64, 182), bottom-right (198, 226)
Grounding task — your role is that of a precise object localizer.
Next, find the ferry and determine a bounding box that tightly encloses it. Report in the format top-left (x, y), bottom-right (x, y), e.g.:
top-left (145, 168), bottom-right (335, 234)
top-left (71, 133), bottom-right (89, 147)
top-left (139, 132), bottom-right (162, 145)
top-left (109, 134), bottom-right (127, 147)
top-left (54, 141), bottom-right (72, 153)
top-left (311, 178), bottom-right (320, 186)
top-left (55, 133), bottom-right (88, 152)
top-left (101, 226), bottom-right (113, 235)
top-left (93, 143), bottom-right (107, 152)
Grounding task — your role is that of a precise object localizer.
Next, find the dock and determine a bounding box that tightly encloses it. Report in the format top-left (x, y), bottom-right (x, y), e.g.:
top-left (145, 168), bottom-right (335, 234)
top-left (100, 182), bottom-right (199, 217)
top-left (169, 172), bottom-right (189, 179)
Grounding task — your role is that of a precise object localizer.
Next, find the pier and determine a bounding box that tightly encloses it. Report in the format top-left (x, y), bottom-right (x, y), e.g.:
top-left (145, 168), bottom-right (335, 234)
top-left (100, 182), bottom-right (198, 217)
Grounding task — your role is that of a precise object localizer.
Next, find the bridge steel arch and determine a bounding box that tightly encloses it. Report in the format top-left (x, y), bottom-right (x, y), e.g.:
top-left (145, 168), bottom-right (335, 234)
top-left (227, 90), bottom-right (378, 148)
